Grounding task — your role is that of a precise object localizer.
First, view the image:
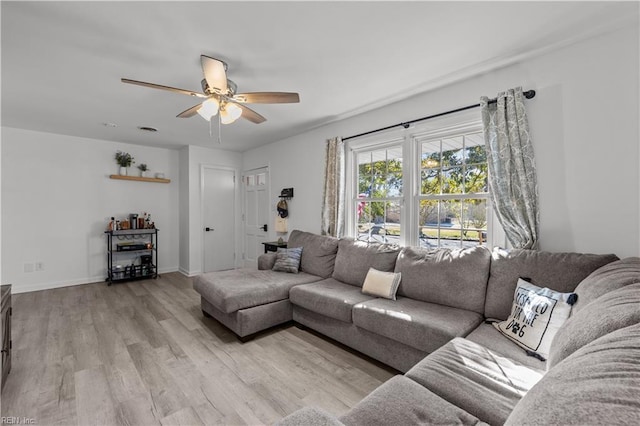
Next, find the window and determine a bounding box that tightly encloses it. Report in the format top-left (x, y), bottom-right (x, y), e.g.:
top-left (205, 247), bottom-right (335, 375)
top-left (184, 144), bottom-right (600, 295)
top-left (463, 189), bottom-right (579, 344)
top-left (417, 131), bottom-right (489, 249)
top-left (346, 114), bottom-right (495, 249)
top-left (355, 145), bottom-right (403, 244)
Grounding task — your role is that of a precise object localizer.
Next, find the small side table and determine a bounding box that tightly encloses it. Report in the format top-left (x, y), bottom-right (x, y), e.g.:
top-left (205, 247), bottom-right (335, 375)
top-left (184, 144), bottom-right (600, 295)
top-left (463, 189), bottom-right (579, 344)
top-left (262, 241), bottom-right (288, 253)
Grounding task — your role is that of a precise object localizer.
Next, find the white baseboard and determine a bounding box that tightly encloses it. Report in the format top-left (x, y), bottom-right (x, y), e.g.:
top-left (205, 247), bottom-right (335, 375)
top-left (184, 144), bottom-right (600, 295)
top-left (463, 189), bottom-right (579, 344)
top-left (178, 267), bottom-right (201, 277)
top-left (11, 267), bottom-right (180, 294)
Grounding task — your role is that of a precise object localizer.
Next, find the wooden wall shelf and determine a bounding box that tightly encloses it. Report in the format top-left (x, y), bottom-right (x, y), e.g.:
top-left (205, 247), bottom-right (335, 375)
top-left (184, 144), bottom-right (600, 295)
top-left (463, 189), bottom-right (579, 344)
top-left (109, 175), bottom-right (171, 184)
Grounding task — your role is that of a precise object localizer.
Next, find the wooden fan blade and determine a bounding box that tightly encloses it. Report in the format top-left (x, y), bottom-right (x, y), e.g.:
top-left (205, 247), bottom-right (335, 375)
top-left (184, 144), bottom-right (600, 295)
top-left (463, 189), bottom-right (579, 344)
top-left (176, 103), bottom-right (202, 118)
top-left (201, 55), bottom-right (228, 94)
top-left (235, 103), bottom-right (266, 124)
top-left (234, 92), bottom-right (300, 104)
top-left (121, 78), bottom-right (206, 98)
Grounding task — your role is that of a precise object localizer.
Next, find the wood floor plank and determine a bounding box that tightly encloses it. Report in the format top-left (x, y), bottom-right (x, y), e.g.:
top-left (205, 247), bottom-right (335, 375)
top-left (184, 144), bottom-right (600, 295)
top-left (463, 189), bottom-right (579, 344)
top-left (75, 366), bottom-right (122, 426)
top-left (1, 272), bottom-right (395, 425)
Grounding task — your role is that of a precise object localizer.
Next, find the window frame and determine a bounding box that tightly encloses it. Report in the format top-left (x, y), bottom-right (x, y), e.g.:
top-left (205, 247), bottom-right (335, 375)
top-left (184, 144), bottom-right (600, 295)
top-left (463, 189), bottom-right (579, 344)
top-left (414, 124), bottom-right (492, 249)
top-left (351, 140), bottom-right (406, 245)
top-left (345, 109), bottom-right (504, 249)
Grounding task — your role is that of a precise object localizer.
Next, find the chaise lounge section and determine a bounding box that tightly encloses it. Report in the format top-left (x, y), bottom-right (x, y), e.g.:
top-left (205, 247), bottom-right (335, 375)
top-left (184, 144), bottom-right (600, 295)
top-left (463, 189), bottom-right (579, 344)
top-left (193, 230), bottom-right (338, 339)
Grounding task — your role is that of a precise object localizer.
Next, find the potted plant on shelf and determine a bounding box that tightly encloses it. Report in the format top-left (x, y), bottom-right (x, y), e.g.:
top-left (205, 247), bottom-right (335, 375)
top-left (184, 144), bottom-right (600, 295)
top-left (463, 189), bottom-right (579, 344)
top-left (138, 163), bottom-right (149, 178)
top-left (115, 151), bottom-right (135, 175)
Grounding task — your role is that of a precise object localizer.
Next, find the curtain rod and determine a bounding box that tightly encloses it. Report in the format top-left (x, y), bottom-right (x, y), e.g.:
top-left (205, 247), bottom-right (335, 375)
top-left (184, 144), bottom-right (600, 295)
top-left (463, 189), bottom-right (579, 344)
top-left (342, 89), bottom-right (536, 141)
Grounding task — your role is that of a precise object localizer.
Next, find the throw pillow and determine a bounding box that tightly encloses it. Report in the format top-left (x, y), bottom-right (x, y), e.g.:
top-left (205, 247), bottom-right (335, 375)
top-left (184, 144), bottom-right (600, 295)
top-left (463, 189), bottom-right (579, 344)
top-left (493, 278), bottom-right (577, 360)
top-left (272, 247), bottom-right (303, 274)
top-left (362, 267), bottom-right (402, 300)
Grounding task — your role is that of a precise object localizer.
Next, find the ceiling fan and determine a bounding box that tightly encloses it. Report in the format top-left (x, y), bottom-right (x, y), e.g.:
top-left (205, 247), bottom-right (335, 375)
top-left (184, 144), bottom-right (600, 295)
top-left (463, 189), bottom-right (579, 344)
top-left (122, 55), bottom-right (300, 125)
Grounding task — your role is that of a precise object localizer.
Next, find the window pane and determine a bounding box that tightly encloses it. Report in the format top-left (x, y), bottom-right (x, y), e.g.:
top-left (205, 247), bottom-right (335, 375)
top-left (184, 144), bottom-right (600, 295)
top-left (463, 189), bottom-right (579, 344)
top-left (421, 141), bottom-right (441, 169)
top-left (371, 178), bottom-right (388, 198)
top-left (387, 173), bottom-right (403, 196)
top-left (462, 199), bottom-right (487, 248)
top-left (358, 175), bottom-right (372, 196)
top-left (464, 164), bottom-right (488, 194)
top-left (421, 169), bottom-right (441, 195)
top-left (418, 200), bottom-right (438, 248)
top-left (442, 136), bottom-right (464, 167)
top-left (383, 202), bottom-right (401, 245)
top-left (440, 200), bottom-right (463, 248)
top-left (257, 173), bottom-right (266, 186)
top-left (442, 167), bottom-right (464, 194)
top-left (464, 133), bottom-right (485, 164)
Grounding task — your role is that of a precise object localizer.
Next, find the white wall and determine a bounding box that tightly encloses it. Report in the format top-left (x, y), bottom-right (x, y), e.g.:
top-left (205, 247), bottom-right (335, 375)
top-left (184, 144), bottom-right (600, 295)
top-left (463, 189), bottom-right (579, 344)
top-left (183, 144), bottom-right (242, 275)
top-left (244, 24), bottom-right (640, 258)
top-left (1, 127), bottom-right (180, 293)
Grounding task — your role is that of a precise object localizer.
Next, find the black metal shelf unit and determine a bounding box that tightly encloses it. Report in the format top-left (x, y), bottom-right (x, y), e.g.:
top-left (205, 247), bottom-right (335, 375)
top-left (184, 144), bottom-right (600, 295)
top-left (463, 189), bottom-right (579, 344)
top-left (105, 229), bottom-right (158, 285)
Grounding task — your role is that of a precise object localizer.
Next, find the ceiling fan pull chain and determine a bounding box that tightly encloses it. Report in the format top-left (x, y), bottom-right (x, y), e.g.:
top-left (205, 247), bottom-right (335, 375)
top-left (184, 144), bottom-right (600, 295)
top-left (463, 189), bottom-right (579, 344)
top-left (218, 112), bottom-right (222, 144)
top-left (209, 118), bottom-right (213, 138)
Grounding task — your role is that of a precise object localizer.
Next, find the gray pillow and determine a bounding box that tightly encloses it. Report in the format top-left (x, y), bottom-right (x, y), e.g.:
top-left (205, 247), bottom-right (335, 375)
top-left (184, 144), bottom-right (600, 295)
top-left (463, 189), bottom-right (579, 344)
top-left (272, 247), bottom-right (303, 274)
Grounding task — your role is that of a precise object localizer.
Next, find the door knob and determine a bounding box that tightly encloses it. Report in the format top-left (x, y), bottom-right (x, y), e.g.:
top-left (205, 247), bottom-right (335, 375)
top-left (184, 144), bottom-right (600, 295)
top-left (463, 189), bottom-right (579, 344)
top-left (205, 227), bottom-right (214, 232)
top-left (260, 224), bottom-right (268, 232)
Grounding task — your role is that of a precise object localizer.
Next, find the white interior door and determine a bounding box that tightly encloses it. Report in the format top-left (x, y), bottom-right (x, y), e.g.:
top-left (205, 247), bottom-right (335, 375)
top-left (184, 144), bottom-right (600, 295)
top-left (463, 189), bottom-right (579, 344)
top-left (202, 166), bottom-right (236, 272)
top-left (243, 167), bottom-right (269, 267)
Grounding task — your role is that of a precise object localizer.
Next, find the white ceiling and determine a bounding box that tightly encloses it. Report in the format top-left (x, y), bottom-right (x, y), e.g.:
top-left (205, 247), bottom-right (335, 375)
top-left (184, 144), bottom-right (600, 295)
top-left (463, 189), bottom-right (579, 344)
top-left (1, 1), bottom-right (637, 152)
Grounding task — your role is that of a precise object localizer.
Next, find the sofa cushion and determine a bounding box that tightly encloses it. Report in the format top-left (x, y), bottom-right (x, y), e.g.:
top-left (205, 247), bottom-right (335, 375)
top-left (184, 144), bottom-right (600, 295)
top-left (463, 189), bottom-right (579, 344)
top-left (289, 278), bottom-right (376, 323)
top-left (194, 268), bottom-right (322, 314)
top-left (361, 268), bottom-right (401, 300)
top-left (572, 257), bottom-right (640, 314)
top-left (394, 245), bottom-right (491, 314)
top-left (465, 323), bottom-right (546, 370)
top-left (331, 239), bottom-right (400, 287)
top-left (288, 230), bottom-right (339, 278)
top-left (406, 337), bottom-right (544, 426)
top-left (548, 282), bottom-right (640, 368)
top-left (485, 248), bottom-right (618, 320)
top-left (339, 375), bottom-right (488, 426)
top-left (272, 247), bottom-right (303, 273)
top-left (352, 297), bottom-right (483, 354)
top-left (506, 323), bottom-right (640, 426)
top-left (493, 279), bottom-right (576, 359)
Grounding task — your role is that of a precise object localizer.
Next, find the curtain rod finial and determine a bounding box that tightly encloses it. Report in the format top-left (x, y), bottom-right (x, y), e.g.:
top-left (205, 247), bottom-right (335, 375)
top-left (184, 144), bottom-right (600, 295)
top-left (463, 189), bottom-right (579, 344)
top-left (524, 90), bottom-right (536, 99)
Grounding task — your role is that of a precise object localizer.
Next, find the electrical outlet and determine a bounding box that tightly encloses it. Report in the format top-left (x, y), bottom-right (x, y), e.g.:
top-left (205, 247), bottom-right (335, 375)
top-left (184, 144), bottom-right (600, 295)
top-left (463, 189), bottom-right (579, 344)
top-left (24, 262), bottom-right (34, 273)
top-left (35, 262), bottom-right (44, 271)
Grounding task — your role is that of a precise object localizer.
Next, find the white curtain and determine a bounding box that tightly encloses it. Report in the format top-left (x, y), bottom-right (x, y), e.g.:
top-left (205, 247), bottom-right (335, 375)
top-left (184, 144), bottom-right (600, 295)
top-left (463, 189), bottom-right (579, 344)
top-left (481, 87), bottom-right (539, 249)
top-left (321, 137), bottom-right (345, 237)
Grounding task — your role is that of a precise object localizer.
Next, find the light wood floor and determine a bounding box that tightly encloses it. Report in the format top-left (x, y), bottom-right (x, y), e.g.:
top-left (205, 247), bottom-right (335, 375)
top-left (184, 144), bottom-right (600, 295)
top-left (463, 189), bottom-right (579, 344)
top-left (0, 272), bottom-right (395, 425)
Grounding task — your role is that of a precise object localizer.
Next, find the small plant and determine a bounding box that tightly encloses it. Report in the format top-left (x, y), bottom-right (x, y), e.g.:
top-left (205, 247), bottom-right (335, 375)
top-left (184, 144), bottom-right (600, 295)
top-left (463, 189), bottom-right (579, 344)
top-left (115, 151), bottom-right (135, 167)
top-left (137, 163), bottom-right (148, 172)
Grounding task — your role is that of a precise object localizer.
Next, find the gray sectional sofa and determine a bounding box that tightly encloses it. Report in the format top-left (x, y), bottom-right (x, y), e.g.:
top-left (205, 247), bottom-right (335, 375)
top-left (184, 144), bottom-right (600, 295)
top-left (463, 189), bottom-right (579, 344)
top-left (194, 230), bottom-right (640, 425)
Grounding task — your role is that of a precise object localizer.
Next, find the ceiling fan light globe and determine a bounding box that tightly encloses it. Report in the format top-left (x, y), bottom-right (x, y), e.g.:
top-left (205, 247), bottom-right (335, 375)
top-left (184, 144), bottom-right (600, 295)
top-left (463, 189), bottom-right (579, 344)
top-left (226, 102), bottom-right (242, 120)
top-left (197, 98), bottom-right (219, 121)
top-left (220, 109), bottom-right (236, 124)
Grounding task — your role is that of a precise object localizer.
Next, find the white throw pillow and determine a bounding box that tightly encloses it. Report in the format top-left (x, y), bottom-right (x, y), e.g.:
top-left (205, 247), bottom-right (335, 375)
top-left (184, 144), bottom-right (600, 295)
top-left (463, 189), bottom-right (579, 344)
top-left (362, 268), bottom-right (402, 300)
top-left (493, 278), bottom-right (577, 360)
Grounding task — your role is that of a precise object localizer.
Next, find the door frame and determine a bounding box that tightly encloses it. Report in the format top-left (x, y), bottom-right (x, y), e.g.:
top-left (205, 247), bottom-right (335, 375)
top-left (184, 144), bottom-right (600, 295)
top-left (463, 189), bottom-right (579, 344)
top-left (242, 165), bottom-right (271, 265)
top-left (200, 164), bottom-right (238, 272)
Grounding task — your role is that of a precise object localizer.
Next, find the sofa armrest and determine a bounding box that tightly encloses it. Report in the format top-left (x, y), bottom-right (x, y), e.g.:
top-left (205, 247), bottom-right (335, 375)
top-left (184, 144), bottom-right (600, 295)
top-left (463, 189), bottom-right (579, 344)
top-left (258, 252), bottom-right (277, 270)
top-left (276, 407), bottom-right (345, 426)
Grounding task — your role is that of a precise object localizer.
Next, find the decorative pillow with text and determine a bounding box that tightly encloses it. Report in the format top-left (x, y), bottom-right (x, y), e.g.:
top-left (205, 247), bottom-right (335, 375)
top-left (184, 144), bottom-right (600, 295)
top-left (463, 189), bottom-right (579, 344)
top-left (493, 278), bottom-right (577, 360)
